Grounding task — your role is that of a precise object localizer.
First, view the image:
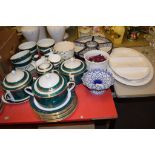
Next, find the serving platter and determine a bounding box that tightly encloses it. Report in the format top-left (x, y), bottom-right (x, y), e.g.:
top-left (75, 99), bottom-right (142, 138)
top-left (109, 48), bottom-right (151, 80)
top-left (107, 63), bottom-right (154, 86)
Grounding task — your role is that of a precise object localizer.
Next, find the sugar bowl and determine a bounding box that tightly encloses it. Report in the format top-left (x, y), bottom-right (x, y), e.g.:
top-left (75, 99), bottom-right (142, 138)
top-left (59, 58), bottom-right (87, 84)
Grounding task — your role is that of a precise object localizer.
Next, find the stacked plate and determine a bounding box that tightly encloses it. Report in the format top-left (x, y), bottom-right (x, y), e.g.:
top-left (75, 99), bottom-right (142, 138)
top-left (29, 91), bottom-right (77, 122)
top-left (108, 47), bottom-right (154, 86)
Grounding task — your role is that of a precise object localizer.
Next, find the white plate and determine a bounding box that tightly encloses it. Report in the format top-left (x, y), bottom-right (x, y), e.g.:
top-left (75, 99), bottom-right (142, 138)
top-left (107, 63), bottom-right (154, 86)
top-left (33, 90), bottom-right (71, 112)
top-left (109, 48), bottom-right (151, 80)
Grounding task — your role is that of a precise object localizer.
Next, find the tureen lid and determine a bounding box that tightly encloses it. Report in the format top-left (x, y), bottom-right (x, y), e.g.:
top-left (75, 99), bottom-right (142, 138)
top-left (33, 72), bottom-right (67, 98)
top-left (60, 58), bottom-right (86, 74)
top-left (6, 70), bottom-right (25, 83)
top-left (38, 73), bottom-right (59, 88)
top-left (64, 58), bottom-right (81, 69)
top-left (2, 70), bottom-right (32, 90)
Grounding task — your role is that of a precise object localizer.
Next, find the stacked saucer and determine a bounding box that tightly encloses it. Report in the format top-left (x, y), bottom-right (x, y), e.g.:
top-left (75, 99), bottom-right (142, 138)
top-left (29, 91), bottom-right (77, 122)
top-left (108, 47), bottom-right (154, 86)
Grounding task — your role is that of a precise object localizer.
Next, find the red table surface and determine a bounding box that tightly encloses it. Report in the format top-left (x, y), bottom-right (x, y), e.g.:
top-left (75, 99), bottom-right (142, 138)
top-left (0, 84), bottom-right (118, 125)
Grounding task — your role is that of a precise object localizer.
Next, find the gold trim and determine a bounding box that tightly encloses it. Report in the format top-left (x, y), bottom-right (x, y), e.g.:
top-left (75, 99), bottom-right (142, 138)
top-left (32, 95), bottom-right (78, 122)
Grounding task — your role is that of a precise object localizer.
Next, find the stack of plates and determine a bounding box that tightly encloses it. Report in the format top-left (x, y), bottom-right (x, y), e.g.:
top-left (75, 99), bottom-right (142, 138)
top-left (30, 91), bottom-right (77, 122)
top-left (108, 47), bottom-right (154, 86)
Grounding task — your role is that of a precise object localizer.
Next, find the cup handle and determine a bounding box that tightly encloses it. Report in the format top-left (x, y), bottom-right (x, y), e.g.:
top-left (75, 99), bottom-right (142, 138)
top-left (24, 86), bottom-right (34, 96)
top-left (67, 81), bottom-right (75, 92)
top-left (5, 92), bottom-right (15, 102)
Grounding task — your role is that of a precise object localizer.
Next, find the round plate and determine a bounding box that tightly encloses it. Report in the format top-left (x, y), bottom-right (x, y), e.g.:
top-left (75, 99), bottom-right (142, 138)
top-left (109, 48), bottom-right (151, 80)
top-left (107, 63), bottom-right (154, 86)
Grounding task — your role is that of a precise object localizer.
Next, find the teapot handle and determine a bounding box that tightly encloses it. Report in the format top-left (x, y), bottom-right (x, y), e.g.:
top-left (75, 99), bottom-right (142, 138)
top-left (24, 86), bottom-right (34, 96)
top-left (67, 81), bottom-right (75, 92)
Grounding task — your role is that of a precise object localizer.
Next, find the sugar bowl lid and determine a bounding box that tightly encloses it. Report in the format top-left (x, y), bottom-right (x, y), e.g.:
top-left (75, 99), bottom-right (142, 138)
top-left (37, 62), bottom-right (53, 74)
top-left (60, 58), bottom-right (86, 74)
top-left (32, 72), bottom-right (67, 98)
top-left (2, 70), bottom-right (31, 90)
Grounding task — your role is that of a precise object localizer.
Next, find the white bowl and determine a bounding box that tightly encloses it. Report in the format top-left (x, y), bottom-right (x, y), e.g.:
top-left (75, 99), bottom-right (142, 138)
top-left (37, 38), bottom-right (55, 48)
top-left (54, 41), bottom-right (75, 60)
top-left (84, 50), bottom-right (110, 71)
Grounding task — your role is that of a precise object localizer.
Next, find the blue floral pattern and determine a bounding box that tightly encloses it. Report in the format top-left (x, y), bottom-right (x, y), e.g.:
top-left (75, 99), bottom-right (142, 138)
top-left (82, 69), bottom-right (114, 95)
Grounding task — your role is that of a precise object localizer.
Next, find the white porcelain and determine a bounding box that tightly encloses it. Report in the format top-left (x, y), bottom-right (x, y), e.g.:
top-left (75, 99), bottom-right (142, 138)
top-left (108, 64), bottom-right (154, 86)
top-left (64, 58), bottom-right (81, 69)
top-left (54, 41), bottom-right (75, 60)
top-left (84, 50), bottom-right (110, 71)
top-left (21, 26), bottom-right (39, 42)
top-left (48, 54), bottom-right (61, 63)
top-left (11, 50), bottom-right (30, 60)
top-left (38, 26), bottom-right (47, 40)
top-left (39, 73), bottom-right (59, 88)
top-left (33, 89), bottom-right (72, 112)
top-left (6, 70), bottom-right (24, 83)
top-left (18, 41), bottom-right (36, 50)
top-left (47, 26), bottom-right (65, 42)
top-left (37, 62), bottom-right (53, 74)
top-left (109, 48), bottom-right (151, 80)
top-left (37, 38), bottom-right (55, 48)
top-left (33, 73), bottom-right (65, 95)
top-left (14, 56), bottom-right (32, 64)
top-left (35, 56), bottom-right (47, 67)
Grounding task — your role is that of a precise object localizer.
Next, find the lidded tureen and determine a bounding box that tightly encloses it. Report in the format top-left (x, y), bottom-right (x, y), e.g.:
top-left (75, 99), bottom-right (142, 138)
top-left (60, 58), bottom-right (87, 84)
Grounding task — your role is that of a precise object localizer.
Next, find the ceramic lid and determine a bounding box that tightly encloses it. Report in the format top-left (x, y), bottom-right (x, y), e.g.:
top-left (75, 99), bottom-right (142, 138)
top-left (48, 54), bottom-right (61, 63)
top-left (6, 70), bottom-right (25, 83)
top-left (33, 72), bottom-right (67, 98)
top-left (64, 58), bottom-right (81, 69)
top-left (38, 73), bottom-right (59, 88)
top-left (2, 70), bottom-right (32, 90)
top-left (60, 58), bottom-right (86, 75)
top-left (37, 62), bottom-right (53, 73)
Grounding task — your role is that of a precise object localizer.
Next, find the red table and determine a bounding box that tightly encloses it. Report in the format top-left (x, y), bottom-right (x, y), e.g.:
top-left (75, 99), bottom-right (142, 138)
top-left (0, 84), bottom-right (118, 125)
